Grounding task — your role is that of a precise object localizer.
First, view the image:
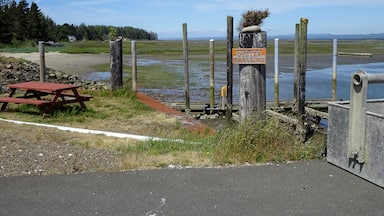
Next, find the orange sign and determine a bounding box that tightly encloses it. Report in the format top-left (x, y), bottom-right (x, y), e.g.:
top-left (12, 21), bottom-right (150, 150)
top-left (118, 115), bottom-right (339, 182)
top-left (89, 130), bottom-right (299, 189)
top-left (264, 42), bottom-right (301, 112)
top-left (232, 48), bottom-right (267, 64)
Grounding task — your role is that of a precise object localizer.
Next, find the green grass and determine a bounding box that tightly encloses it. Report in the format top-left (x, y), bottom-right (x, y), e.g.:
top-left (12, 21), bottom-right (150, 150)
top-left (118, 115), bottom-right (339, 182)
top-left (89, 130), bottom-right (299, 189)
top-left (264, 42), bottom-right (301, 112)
top-left (207, 118), bottom-right (324, 164)
top-left (0, 85), bottom-right (325, 168)
top-left (3, 39), bottom-right (384, 58)
top-left (99, 115), bottom-right (325, 168)
top-left (1, 85), bottom-right (151, 124)
top-left (116, 139), bottom-right (204, 155)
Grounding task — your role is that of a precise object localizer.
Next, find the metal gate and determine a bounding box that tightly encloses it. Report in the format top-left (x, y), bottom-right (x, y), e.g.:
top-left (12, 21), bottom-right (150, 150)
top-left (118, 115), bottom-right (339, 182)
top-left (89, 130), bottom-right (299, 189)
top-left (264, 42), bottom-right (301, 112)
top-left (327, 70), bottom-right (384, 188)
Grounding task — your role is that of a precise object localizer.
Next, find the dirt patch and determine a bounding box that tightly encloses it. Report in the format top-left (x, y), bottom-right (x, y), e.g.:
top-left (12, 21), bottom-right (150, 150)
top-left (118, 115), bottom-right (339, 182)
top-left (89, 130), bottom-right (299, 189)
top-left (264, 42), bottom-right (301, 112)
top-left (137, 92), bottom-right (215, 135)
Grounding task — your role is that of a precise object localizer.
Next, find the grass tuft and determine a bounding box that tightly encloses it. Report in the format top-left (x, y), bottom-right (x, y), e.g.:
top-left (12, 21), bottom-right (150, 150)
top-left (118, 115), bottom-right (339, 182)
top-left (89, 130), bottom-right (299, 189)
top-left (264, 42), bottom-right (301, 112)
top-left (209, 117), bottom-right (324, 164)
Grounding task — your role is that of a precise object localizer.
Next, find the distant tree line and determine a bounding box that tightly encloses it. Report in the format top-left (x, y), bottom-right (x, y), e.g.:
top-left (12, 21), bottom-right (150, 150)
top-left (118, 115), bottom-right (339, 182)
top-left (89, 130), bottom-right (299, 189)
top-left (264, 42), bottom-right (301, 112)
top-left (0, 0), bottom-right (157, 44)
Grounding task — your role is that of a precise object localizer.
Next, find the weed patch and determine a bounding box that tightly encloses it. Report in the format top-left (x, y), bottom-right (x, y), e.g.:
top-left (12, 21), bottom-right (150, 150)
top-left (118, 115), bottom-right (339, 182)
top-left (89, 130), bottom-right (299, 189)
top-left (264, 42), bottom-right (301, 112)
top-left (209, 118), bottom-right (324, 164)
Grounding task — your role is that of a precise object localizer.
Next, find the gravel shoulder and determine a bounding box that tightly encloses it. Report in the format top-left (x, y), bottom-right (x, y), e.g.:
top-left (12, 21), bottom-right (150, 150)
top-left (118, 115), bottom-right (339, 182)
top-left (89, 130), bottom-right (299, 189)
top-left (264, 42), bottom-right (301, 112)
top-left (0, 120), bottom-right (121, 177)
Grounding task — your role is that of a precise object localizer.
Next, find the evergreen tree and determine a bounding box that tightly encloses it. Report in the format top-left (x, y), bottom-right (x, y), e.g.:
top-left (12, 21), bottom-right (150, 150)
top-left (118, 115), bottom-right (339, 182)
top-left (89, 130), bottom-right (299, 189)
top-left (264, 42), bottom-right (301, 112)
top-left (27, 2), bottom-right (43, 40)
top-left (0, 0), bottom-right (158, 44)
top-left (14, 0), bottom-right (29, 41)
top-left (0, 0), bottom-right (12, 7)
top-left (0, 3), bottom-right (12, 43)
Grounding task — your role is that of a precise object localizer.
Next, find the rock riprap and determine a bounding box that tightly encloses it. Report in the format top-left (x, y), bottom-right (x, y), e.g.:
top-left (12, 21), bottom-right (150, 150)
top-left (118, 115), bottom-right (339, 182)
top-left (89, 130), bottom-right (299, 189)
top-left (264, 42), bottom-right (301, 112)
top-left (0, 59), bottom-right (109, 93)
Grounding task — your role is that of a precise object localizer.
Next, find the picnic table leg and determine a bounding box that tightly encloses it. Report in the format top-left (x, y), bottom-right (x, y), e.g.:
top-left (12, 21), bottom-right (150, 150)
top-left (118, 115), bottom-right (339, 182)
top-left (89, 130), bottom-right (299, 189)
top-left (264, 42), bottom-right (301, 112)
top-left (44, 91), bottom-right (62, 114)
top-left (1, 88), bottom-right (16, 111)
top-left (0, 102), bottom-right (7, 111)
top-left (71, 89), bottom-right (87, 109)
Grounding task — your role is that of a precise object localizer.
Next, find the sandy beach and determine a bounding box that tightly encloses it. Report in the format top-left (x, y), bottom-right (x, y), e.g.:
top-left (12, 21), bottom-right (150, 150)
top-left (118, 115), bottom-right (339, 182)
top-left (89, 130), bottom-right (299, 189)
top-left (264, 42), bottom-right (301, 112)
top-left (0, 52), bottom-right (111, 77)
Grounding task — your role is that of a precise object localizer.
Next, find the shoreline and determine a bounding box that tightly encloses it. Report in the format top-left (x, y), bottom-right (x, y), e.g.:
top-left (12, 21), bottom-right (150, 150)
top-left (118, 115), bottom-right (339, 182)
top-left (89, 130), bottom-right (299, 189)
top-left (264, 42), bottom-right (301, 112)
top-left (2, 52), bottom-right (384, 76)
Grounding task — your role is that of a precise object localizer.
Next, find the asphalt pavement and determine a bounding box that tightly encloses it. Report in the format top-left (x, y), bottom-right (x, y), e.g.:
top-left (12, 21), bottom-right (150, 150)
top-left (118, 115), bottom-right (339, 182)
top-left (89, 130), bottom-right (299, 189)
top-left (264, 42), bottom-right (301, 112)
top-left (1, 160), bottom-right (383, 216)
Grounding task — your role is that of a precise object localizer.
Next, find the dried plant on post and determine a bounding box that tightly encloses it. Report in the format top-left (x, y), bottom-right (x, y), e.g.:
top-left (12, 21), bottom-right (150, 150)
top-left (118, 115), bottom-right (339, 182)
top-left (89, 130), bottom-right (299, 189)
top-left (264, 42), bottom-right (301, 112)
top-left (238, 9), bottom-right (270, 32)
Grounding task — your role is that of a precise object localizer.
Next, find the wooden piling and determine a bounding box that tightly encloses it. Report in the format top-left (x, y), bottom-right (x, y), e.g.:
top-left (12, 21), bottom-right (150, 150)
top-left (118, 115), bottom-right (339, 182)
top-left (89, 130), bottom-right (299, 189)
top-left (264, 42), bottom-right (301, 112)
top-left (238, 30), bottom-right (267, 123)
top-left (182, 23), bottom-right (191, 113)
top-left (293, 24), bottom-right (299, 113)
top-left (110, 36), bottom-right (123, 90)
top-left (131, 40), bottom-right (137, 92)
top-left (38, 41), bottom-right (46, 82)
top-left (226, 16), bottom-right (234, 120)
top-left (298, 18), bottom-right (308, 129)
top-left (209, 39), bottom-right (215, 114)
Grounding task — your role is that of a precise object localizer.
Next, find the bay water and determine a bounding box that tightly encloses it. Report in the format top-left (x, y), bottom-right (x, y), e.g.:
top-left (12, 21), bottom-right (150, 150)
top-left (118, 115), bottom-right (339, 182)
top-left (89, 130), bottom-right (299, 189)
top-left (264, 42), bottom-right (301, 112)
top-left (86, 59), bottom-right (384, 103)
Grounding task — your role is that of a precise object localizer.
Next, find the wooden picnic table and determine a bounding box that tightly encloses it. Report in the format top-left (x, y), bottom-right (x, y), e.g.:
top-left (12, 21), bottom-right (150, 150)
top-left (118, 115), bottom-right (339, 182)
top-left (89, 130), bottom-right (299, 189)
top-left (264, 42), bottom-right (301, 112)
top-left (0, 81), bottom-right (93, 114)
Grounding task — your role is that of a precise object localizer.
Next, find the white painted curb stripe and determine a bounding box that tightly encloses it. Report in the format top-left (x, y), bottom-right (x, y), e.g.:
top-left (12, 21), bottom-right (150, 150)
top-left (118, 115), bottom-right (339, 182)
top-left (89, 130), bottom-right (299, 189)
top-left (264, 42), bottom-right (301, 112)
top-left (0, 118), bottom-right (185, 143)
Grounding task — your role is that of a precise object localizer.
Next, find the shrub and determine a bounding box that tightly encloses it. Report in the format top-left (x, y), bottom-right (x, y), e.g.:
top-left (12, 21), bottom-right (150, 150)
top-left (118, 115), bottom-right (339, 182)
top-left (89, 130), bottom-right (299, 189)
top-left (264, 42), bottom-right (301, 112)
top-left (238, 9), bottom-right (270, 31)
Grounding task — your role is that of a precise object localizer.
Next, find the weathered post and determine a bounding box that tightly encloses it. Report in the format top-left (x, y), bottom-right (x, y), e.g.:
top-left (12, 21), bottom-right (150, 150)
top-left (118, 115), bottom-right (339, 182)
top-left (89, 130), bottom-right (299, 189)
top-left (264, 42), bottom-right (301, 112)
top-left (182, 23), bottom-right (191, 113)
top-left (297, 18), bottom-right (309, 133)
top-left (332, 38), bottom-right (338, 100)
top-left (38, 41), bottom-right (46, 82)
top-left (238, 29), bottom-right (267, 123)
top-left (131, 40), bottom-right (137, 92)
top-left (293, 24), bottom-right (300, 113)
top-left (226, 16), bottom-right (234, 120)
top-left (110, 36), bottom-right (123, 90)
top-left (209, 39), bottom-right (215, 114)
top-left (274, 38), bottom-right (279, 107)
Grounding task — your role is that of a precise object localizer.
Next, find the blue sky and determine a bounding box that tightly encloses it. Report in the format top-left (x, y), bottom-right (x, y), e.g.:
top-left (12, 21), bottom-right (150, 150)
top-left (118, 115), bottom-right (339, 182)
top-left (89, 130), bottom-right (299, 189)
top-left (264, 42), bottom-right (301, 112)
top-left (34, 0), bottom-right (384, 39)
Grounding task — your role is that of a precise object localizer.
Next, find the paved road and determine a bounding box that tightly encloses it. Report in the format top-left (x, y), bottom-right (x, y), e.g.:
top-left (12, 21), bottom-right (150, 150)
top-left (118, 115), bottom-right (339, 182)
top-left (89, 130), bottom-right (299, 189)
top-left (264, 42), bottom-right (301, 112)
top-left (1, 160), bottom-right (383, 216)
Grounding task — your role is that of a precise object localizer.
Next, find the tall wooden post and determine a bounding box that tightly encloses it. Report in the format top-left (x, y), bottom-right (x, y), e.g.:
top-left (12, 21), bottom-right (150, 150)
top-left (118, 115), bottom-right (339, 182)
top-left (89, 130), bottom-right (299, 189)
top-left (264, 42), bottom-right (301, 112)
top-left (297, 18), bottom-right (308, 130)
top-left (131, 40), bottom-right (137, 92)
top-left (182, 23), bottom-right (191, 113)
top-left (293, 24), bottom-right (300, 113)
top-left (226, 16), bottom-right (234, 120)
top-left (38, 41), bottom-right (46, 82)
top-left (239, 30), bottom-right (267, 123)
top-left (332, 38), bottom-right (338, 100)
top-left (110, 36), bottom-right (123, 90)
top-left (209, 39), bottom-right (215, 114)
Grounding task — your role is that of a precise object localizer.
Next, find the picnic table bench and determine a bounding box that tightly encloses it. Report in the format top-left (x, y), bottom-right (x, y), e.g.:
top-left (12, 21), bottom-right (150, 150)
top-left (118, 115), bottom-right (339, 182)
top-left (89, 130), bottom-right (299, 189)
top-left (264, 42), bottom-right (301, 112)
top-left (0, 81), bottom-right (93, 114)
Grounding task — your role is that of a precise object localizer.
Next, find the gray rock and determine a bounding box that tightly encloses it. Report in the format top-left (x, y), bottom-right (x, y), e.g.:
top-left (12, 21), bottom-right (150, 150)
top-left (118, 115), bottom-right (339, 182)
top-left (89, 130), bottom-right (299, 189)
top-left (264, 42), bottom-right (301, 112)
top-left (0, 60), bottom-right (111, 93)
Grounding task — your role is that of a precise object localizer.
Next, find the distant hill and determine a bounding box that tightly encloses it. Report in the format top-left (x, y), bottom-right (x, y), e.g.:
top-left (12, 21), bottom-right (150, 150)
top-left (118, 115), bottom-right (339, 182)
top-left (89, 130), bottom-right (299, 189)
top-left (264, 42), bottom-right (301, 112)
top-left (270, 33), bottom-right (384, 40)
